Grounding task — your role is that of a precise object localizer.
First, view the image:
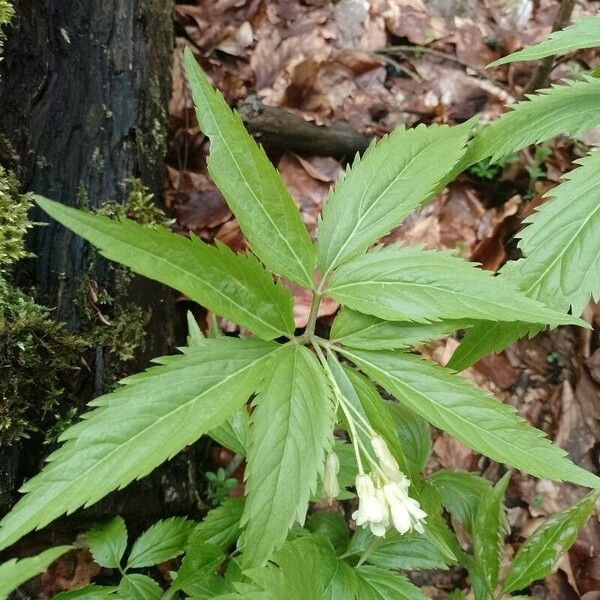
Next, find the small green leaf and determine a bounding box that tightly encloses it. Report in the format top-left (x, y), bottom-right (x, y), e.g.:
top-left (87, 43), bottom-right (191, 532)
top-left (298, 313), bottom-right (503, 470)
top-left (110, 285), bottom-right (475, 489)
top-left (0, 339), bottom-right (276, 552)
top-left (209, 408), bottom-right (250, 456)
top-left (473, 473), bottom-right (511, 594)
top-left (386, 402), bottom-right (431, 481)
top-left (429, 470), bottom-right (491, 535)
top-left (464, 76), bottom-right (600, 166)
top-left (317, 123), bottom-right (467, 277)
top-left (326, 245), bottom-right (582, 327)
top-left (340, 348), bottom-right (600, 488)
top-left (87, 517), bottom-right (127, 569)
top-left (126, 517), bottom-right (195, 569)
top-left (331, 307), bottom-right (468, 350)
top-left (0, 546), bottom-right (71, 600)
top-left (35, 196), bottom-right (294, 340)
top-left (54, 585), bottom-right (117, 599)
top-left (170, 539), bottom-right (224, 596)
top-left (118, 574), bottom-right (162, 600)
top-left (306, 512), bottom-right (349, 555)
top-left (240, 345), bottom-right (334, 567)
top-left (184, 48), bottom-right (316, 288)
top-left (193, 498), bottom-right (244, 550)
top-left (490, 15), bottom-right (600, 65)
top-left (352, 530), bottom-right (450, 571)
top-left (187, 310), bottom-right (205, 346)
top-left (354, 566), bottom-right (429, 600)
top-left (503, 491), bottom-right (600, 594)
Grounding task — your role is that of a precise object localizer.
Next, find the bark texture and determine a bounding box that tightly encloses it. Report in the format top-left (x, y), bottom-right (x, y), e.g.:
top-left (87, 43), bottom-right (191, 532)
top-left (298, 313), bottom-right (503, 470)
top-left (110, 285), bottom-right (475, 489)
top-left (0, 0), bottom-right (202, 523)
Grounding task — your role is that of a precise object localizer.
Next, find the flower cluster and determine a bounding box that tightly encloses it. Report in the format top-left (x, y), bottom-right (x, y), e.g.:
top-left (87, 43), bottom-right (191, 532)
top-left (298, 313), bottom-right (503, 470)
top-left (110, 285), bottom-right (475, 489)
top-left (352, 436), bottom-right (426, 537)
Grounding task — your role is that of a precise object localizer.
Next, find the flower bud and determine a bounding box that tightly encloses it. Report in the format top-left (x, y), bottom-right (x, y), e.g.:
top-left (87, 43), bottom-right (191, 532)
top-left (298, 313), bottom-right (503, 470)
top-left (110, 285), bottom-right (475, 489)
top-left (323, 452), bottom-right (340, 500)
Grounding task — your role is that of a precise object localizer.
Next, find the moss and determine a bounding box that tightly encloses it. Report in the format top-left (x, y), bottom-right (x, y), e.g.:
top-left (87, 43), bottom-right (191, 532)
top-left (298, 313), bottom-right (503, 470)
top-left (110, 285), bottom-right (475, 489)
top-left (97, 177), bottom-right (170, 226)
top-left (0, 278), bottom-right (82, 445)
top-left (0, 166), bottom-right (34, 272)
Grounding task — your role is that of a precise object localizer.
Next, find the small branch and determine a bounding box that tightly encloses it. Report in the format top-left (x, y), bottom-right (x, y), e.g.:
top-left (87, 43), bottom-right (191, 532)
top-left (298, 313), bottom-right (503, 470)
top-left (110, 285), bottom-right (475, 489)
top-left (521, 0), bottom-right (576, 97)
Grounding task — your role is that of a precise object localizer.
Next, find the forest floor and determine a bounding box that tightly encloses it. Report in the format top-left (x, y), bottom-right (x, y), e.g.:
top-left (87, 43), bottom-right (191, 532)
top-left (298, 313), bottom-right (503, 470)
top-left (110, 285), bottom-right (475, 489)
top-left (165, 1), bottom-right (600, 597)
top-left (32, 0), bottom-right (600, 598)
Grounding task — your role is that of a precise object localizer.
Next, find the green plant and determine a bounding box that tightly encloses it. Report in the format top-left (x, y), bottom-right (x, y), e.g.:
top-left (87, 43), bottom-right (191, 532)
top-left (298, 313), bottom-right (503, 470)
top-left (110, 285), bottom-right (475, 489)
top-left (2, 34), bottom-right (600, 598)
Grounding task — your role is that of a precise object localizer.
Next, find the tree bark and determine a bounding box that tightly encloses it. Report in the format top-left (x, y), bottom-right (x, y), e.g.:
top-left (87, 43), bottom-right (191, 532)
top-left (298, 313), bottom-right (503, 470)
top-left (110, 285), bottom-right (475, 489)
top-left (0, 1), bottom-right (201, 524)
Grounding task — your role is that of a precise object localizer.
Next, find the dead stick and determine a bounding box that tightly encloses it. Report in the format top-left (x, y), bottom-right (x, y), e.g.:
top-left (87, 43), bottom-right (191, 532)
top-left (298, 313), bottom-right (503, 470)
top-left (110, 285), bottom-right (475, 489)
top-left (520, 0), bottom-right (577, 97)
top-left (237, 98), bottom-right (373, 158)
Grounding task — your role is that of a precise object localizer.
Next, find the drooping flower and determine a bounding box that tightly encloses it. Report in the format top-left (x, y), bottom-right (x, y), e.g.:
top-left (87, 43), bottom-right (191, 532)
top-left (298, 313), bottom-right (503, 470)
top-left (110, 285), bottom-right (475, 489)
top-left (371, 435), bottom-right (406, 485)
top-left (352, 473), bottom-right (389, 537)
top-left (383, 481), bottom-right (427, 535)
top-left (323, 452), bottom-right (340, 500)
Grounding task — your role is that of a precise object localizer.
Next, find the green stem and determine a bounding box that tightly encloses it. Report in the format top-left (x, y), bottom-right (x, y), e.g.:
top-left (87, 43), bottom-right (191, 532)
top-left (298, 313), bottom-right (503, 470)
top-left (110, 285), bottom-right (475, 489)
top-left (304, 293), bottom-right (322, 338)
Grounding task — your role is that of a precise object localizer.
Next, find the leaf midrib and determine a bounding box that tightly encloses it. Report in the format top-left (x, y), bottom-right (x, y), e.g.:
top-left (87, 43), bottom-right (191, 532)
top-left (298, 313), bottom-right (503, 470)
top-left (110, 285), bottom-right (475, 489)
top-left (67, 212), bottom-right (288, 339)
top-left (189, 67), bottom-right (313, 287)
top-left (343, 350), bottom-right (567, 478)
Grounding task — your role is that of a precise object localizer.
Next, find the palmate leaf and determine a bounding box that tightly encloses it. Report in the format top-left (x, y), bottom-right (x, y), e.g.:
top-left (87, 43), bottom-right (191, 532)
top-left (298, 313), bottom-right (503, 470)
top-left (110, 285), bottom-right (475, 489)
top-left (490, 15), bottom-right (600, 66)
top-left (503, 490), bottom-right (600, 594)
top-left (184, 48), bottom-right (316, 288)
top-left (0, 546), bottom-right (72, 600)
top-left (0, 338), bottom-right (277, 552)
top-left (118, 574), bottom-right (162, 600)
top-left (326, 245), bottom-right (582, 326)
top-left (35, 196), bottom-right (294, 340)
top-left (450, 150), bottom-right (600, 370)
top-left (354, 566), bottom-right (429, 600)
top-left (330, 307), bottom-right (468, 350)
top-left (464, 76), bottom-right (600, 166)
top-left (339, 348), bottom-right (600, 488)
top-left (240, 345), bottom-right (334, 567)
top-left (317, 124), bottom-right (467, 278)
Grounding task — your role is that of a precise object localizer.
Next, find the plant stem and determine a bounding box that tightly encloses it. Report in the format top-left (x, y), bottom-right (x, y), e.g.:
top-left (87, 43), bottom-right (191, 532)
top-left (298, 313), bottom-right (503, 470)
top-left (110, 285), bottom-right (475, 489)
top-left (521, 0), bottom-right (576, 97)
top-left (304, 293), bottom-right (322, 338)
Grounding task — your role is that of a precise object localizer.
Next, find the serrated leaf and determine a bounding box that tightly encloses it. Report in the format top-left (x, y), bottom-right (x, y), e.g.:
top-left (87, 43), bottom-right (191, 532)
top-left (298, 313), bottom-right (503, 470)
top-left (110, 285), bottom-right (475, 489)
top-left (117, 574), bottom-right (162, 600)
top-left (331, 307), bottom-right (468, 350)
top-left (386, 402), bottom-right (431, 481)
top-left (240, 345), bottom-right (334, 567)
top-left (306, 512), bottom-right (350, 555)
top-left (187, 310), bottom-right (205, 346)
top-left (35, 196), bottom-right (294, 340)
top-left (0, 338), bottom-right (277, 552)
top-left (490, 15), bottom-right (600, 66)
top-left (209, 408), bottom-right (250, 456)
top-left (244, 536), bottom-right (333, 600)
top-left (183, 48), bottom-right (315, 288)
top-left (340, 348), bottom-right (600, 487)
top-left (447, 321), bottom-right (530, 372)
top-left (429, 470), bottom-right (491, 535)
top-left (127, 517), bottom-right (195, 569)
top-left (464, 76), bottom-right (600, 165)
top-left (87, 517), bottom-right (127, 568)
top-left (0, 546), bottom-right (71, 600)
top-left (503, 491), bottom-right (600, 594)
top-left (352, 530), bottom-right (450, 571)
top-left (354, 566), bottom-right (429, 600)
top-left (450, 150), bottom-right (600, 370)
top-left (473, 473), bottom-right (511, 594)
top-left (193, 498), bottom-right (244, 550)
top-left (326, 245), bottom-right (582, 327)
top-left (170, 539), bottom-right (224, 596)
top-left (54, 585), bottom-right (117, 599)
top-left (317, 123), bottom-right (467, 277)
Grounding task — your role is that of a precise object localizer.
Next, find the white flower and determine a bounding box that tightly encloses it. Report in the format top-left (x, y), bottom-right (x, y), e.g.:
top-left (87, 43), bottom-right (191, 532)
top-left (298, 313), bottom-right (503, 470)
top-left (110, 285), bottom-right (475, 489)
top-left (371, 435), bottom-right (406, 484)
top-left (383, 482), bottom-right (427, 535)
top-left (352, 474), bottom-right (389, 537)
top-left (323, 452), bottom-right (340, 500)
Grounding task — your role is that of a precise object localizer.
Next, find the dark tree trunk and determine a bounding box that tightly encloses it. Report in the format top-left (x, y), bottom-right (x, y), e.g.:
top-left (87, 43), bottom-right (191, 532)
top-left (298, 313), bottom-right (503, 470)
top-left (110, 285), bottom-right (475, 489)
top-left (0, 1), bottom-right (202, 528)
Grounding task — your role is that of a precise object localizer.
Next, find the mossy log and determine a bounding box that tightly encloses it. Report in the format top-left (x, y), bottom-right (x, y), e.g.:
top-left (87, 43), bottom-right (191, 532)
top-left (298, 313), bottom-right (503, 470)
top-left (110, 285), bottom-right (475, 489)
top-left (0, 0), bottom-right (202, 526)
